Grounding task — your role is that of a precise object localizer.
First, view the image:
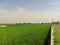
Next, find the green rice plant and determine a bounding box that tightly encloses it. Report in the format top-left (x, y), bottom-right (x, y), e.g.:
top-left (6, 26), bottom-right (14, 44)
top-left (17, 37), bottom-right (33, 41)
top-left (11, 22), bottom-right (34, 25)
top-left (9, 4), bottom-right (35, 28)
top-left (0, 24), bottom-right (51, 45)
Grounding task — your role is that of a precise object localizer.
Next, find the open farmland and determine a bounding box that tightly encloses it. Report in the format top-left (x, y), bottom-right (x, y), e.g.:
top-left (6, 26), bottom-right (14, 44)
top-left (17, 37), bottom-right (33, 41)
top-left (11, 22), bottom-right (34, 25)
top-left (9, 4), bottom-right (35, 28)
top-left (0, 24), bottom-right (51, 45)
top-left (53, 24), bottom-right (60, 45)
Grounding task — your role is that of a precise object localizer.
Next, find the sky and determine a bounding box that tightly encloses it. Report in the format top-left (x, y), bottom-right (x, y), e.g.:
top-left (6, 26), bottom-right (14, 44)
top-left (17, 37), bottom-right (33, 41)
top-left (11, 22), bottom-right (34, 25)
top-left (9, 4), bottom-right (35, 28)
top-left (0, 0), bottom-right (60, 23)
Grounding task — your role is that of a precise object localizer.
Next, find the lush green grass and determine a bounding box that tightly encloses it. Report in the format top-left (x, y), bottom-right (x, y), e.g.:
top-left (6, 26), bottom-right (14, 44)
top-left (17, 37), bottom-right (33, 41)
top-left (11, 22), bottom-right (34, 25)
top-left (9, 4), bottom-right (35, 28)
top-left (53, 24), bottom-right (60, 45)
top-left (0, 24), bottom-right (51, 45)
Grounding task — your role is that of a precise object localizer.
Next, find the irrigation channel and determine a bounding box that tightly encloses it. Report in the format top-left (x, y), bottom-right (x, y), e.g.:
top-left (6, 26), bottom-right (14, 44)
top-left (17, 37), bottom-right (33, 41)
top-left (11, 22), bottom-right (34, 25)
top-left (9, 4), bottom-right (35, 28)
top-left (46, 26), bottom-right (54, 45)
top-left (44, 26), bottom-right (51, 45)
top-left (44, 26), bottom-right (54, 45)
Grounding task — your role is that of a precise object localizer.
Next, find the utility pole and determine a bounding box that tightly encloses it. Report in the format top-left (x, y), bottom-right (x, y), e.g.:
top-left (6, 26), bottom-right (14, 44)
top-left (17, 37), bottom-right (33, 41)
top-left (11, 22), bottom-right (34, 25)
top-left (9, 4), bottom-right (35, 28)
top-left (52, 18), bottom-right (53, 23)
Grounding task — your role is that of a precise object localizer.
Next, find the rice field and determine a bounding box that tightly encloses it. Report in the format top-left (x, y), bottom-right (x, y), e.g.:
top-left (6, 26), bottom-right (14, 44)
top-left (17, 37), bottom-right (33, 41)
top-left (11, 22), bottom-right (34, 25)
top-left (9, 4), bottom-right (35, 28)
top-left (53, 24), bottom-right (60, 45)
top-left (0, 24), bottom-right (51, 45)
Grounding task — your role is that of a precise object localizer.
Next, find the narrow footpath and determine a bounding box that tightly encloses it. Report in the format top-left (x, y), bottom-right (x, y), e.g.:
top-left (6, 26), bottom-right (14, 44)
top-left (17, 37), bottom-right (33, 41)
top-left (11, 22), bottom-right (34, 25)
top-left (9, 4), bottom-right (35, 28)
top-left (51, 26), bottom-right (54, 45)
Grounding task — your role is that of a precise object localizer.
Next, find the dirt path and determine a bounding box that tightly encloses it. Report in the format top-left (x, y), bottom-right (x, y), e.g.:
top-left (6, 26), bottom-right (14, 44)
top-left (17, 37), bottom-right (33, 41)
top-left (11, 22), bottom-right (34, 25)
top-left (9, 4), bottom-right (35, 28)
top-left (51, 26), bottom-right (54, 45)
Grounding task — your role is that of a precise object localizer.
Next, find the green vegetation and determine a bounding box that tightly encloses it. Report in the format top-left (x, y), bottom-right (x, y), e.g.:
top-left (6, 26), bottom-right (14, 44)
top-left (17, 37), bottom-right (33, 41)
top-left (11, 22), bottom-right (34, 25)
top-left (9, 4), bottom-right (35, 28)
top-left (53, 24), bottom-right (60, 45)
top-left (0, 24), bottom-right (51, 45)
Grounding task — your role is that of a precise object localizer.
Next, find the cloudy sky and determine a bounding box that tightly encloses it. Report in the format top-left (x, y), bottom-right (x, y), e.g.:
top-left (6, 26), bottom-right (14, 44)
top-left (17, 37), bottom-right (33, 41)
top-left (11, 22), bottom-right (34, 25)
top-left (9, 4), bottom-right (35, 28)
top-left (0, 0), bottom-right (60, 23)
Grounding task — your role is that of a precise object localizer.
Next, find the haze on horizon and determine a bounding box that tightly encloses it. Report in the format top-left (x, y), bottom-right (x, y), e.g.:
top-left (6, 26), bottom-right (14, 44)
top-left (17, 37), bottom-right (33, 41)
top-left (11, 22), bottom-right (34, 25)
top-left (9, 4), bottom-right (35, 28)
top-left (0, 0), bottom-right (60, 23)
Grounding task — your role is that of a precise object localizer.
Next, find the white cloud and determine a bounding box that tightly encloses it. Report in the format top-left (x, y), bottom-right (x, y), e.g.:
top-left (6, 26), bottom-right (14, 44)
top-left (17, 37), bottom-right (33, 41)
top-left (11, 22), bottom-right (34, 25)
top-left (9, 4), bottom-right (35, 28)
top-left (0, 7), bottom-right (60, 23)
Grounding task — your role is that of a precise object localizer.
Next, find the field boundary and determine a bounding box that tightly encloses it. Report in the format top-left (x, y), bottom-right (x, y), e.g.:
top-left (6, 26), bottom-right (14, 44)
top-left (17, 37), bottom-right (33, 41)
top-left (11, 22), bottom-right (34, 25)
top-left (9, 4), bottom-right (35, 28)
top-left (44, 27), bottom-right (51, 45)
top-left (51, 26), bottom-right (54, 45)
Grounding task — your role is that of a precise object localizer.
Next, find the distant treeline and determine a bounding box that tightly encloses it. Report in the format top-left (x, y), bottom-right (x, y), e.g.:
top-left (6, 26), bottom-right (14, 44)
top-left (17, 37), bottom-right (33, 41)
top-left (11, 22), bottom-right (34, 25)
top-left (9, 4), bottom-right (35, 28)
top-left (0, 23), bottom-right (52, 25)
